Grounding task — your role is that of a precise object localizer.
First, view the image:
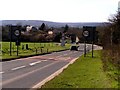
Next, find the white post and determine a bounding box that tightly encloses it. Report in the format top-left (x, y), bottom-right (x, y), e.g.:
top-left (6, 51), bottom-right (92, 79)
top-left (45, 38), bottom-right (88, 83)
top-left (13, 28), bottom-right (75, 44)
top-left (61, 33), bottom-right (65, 46)
top-left (118, 1), bottom-right (120, 12)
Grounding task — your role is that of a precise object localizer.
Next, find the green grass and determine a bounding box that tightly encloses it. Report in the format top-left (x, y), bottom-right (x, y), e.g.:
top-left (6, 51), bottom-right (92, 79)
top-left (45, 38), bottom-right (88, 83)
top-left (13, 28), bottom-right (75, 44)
top-left (101, 50), bottom-right (120, 88)
top-left (104, 61), bottom-right (119, 88)
top-left (41, 50), bottom-right (118, 88)
top-left (1, 42), bottom-right (71, 60)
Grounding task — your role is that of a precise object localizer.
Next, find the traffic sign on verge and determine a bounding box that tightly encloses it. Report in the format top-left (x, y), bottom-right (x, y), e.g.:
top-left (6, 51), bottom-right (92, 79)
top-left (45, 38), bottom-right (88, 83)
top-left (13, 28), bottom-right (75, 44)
top-left (11, 25), bottom-right (21, 56)
top-left (83, 30), bottom-right (89, 37)
top-left (83, 26), bottom-right (96, 58)
top-left (14, 30), bottom-right (20, 36)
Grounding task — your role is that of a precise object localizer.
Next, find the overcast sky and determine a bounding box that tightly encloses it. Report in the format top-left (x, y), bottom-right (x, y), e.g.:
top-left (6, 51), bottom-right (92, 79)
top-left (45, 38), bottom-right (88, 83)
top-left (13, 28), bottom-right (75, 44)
top-left (0, 0), bottom-right (119, 22)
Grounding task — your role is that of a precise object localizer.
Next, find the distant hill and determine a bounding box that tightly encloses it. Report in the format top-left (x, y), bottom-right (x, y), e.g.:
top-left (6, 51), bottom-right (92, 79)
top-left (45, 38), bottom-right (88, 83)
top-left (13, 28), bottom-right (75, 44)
top-left (1, 20), bottom-right (109, 28)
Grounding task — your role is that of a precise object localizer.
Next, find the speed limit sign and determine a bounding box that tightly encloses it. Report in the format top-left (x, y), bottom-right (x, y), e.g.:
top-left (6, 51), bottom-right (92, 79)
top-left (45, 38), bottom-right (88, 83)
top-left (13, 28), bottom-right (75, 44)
top-left (14, 30), bottom-right (20, 36)
top-left (83, 30), bottom-right (89, 37)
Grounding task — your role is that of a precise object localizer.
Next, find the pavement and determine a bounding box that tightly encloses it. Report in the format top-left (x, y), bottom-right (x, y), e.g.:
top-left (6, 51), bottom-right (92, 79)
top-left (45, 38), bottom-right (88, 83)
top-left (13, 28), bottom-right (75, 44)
top-left (1, 44), bottom-right (100, 90)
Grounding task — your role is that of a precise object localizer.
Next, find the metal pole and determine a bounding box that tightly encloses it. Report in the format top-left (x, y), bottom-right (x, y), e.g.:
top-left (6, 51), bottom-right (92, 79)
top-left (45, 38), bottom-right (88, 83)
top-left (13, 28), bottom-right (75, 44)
top-left (92, 40), bottom-right (94, 58)
top-left (92, 27), bottom-right (95, 58)
top-left (16, 37), bottom-right (19, 56)
top-left (84, 40), bottom-right (86, 57)
top-left (9, 25), bottom-right (12, 56)
top-left (17, 45), bottom-right (18, 56)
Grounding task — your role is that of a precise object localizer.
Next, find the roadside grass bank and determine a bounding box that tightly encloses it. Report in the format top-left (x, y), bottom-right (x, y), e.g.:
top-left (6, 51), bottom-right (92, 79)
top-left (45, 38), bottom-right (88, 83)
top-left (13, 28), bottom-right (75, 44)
top-left (102, 49), bottom-right (120, 88)
top-left (1, 42), bottom-right (70, 61)
top-left (41, 50), bottom-right (118, 88)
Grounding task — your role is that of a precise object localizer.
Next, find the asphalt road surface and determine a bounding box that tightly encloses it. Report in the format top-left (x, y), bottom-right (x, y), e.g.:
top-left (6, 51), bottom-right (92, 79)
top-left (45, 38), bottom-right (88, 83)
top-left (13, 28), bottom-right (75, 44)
top-left (1, 44), bottom-right (93, 89)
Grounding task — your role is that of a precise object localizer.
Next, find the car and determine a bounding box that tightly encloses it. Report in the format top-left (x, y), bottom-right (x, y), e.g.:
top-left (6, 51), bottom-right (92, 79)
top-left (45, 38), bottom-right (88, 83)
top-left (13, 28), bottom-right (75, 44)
top-left (70, 46), bottom-right (79, 51)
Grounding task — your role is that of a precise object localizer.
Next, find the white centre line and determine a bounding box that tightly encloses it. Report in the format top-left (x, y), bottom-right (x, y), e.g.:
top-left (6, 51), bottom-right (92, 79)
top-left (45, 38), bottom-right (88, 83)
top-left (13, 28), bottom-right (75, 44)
top-left (49, 58), bottom-right (53, 59)
top-left (2, 61), bottom-right (58, 86)
top-left (0, 72), bottom-right (4, 74)
top-left (29, 61), bottom-right (42, 66)
top-left (43, 60), bottom-right (47, 62)
top-left (11, 66), bottom-right (26, 71)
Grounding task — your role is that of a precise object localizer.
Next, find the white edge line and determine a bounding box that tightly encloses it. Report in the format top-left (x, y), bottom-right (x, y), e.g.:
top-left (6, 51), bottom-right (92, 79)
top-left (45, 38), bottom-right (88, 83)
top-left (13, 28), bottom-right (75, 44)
top-left (31, 57), bottom-right (79, 89)
top-left (11, 66), bottom-right (26, 71)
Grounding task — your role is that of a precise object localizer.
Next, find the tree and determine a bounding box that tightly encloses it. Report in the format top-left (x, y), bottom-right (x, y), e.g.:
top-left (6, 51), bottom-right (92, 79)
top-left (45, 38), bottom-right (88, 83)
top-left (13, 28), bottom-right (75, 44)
top-left (102, 12), bottom-right (120, 68)
top-left (53, 32), bottom-right (62, 42)
top-left (39, 23), bottom-right (46, 31)
top-left (109, 12), bottom-right (120, 44)
top-left (63, 24), bottom-right (69, 33)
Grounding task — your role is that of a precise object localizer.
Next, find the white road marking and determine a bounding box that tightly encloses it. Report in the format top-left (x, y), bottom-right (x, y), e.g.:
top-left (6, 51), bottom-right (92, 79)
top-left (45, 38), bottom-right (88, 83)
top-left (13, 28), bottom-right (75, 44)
top-left (29, 61), bottom-right (42, 66)
top-left (32, 57), bottom-right (79, 89)
top-left (11, 66), bottom-right (26, 71)
top-left (43, 60), bottom-right (47, 62)
top-left (49, 58), bottom-right (53, 59)
top-left (2, 61), bottom-right (58, 86)
top-left (0, 72), bottom-right (4, 74)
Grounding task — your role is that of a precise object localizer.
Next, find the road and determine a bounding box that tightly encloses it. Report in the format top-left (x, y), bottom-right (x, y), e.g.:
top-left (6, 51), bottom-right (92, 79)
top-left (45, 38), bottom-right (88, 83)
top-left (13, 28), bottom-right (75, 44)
top-left (1, 44), bottom-right (93, 89)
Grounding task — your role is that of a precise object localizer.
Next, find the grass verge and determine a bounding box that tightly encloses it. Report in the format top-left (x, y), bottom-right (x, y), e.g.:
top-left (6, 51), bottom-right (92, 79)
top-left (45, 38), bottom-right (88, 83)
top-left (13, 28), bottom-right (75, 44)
top-left (1, 42), bottom-right (70, 60)
top-left (41, 50), bottom-right (118, 88)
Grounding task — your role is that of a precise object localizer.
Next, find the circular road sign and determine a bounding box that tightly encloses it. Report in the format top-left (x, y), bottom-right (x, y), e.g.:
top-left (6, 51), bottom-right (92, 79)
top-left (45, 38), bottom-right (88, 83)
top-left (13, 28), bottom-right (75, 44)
top-left (14, 30), bottom-right (20, 36)
top-left (83, 30), bottom-right (89, 37)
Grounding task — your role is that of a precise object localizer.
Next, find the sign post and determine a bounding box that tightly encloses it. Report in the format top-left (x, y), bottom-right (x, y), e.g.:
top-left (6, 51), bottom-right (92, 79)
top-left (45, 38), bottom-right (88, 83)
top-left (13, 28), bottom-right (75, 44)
top-left (11, 25), bottom-right (21, 56)
top-left (83, 27), bottom-right (89, 57)
top-left (83, 26), bottom-right (96, 58)
top-left (91, 27), bottom-right (96, 58)
top-left (84, 40), bottom-right (86, 57)
top-left (9, 25), bottom-right (12, 56)
top-left (14, 29), bottom-right (21, 56)
top-left (92, 40), bottom-right (94, 58)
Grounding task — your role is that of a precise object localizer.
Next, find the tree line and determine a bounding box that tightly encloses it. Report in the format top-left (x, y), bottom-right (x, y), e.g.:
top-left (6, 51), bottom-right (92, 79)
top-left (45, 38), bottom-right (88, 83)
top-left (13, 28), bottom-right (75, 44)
top-left (2, 23), bottom-right (82, 43)
top-left (99, 12), bottom-right (120, 87)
